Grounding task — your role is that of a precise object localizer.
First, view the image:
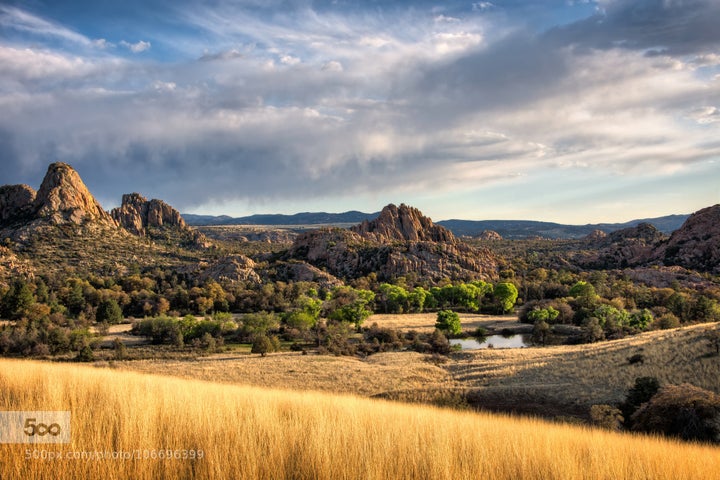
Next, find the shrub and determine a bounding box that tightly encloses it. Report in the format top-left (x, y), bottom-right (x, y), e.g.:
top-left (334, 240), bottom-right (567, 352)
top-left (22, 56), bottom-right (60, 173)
top-left (621, 376), bottom-right (660, 427)
top-left (590, 404), bottom-right (624, 431)
top-left (435, 310), bottom-right (461, 335)
top-left (75, 345), bottom-right (95, 362)
top-left (627, 353), bottom-right (645, 365)
top-left (631, 384), bottom-right (720, 443)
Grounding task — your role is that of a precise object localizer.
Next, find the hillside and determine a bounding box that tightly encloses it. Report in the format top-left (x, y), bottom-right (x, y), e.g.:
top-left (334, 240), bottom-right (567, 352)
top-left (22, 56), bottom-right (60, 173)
top-left (1, 359), bottom-right (718, 480)
top-left (0, 163), bottom-right (215, 276)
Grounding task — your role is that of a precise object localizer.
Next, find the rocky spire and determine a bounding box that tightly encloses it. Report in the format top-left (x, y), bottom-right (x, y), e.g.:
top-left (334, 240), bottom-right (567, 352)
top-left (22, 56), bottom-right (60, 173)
top-left (32, 162), bottom-right (115, 226)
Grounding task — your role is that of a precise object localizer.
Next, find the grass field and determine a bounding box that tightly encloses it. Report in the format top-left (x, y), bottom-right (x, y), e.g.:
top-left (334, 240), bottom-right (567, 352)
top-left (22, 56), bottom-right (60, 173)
top-left (111, 319), bottom-right (720, 418)
top-left (1, 359), bottom-right (719, 480)
top-left (112, 351), bottom-right (456, 397)
top-left (452, 322), bottom-right (720, 412)
top-left (365, 312), bottom-right (530, 333)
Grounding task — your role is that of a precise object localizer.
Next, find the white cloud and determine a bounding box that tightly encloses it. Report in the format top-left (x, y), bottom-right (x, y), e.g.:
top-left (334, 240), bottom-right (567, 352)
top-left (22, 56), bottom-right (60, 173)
top-left (280, 54), bottom-right (300, 65)
top-left (120, 40), bottom-right (151, 53)
top-left (92, 38), bottom-right (114, 49)
top-left (0, 6), bottom-right (91, 46)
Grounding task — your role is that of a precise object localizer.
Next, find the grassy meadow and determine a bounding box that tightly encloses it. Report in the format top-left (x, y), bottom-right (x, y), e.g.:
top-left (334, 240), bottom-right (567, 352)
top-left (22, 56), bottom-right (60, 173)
top-left (1, 359), bottom-right (719, 480)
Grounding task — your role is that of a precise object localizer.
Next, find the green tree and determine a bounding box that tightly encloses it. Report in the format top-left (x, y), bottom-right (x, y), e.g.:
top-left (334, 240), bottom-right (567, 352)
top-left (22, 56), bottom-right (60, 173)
top-left (96, 298), bottom-right (123, 324)
top-left (378, 283), bottom-right (409, 313)
top-left (494, 282), bottom-right (518, 314)
top-left (239, 312), bottom-right (280, 340)
top-left (527, 306), bottom-right (560, 324)
top-left (251, 334), bottom-right (276, 357)
top-left (435, 310), bottom-right (461, 336)
top-left (328, 288), bottom-right (375, 331)
top-left (1, 280), bottom-right (35, 320)
top-left (628, 309), bottom-right (653, 331)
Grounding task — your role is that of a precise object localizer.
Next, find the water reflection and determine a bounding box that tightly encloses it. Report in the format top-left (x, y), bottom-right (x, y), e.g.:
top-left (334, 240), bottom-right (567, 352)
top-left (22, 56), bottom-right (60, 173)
top-left (450, 334), bottom-right (531, 350)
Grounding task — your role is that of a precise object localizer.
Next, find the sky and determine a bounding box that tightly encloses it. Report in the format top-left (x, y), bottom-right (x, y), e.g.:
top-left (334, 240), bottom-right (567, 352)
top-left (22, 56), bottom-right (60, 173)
top-left (1, 0), bottom-right (719, 224)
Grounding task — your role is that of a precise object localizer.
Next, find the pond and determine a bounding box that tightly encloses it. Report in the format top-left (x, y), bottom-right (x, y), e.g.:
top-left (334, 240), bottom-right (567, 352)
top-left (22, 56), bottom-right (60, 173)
top-left (450, 334), bottom-right (532, 350)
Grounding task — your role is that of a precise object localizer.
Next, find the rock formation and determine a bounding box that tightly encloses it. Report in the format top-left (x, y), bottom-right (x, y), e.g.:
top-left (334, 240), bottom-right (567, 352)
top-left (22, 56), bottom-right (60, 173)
top-left (656, 205), bottom-right (720, 273)
top-left (290, 204), bottom-right (498, 282)
top-left (32, 162), bottom-right (116, 226)
top-left (111, 193), bottom-right (187, 236)
top-left (583, 229), bottom-right (607, 243)
top-left (200, 254), bottom-right (261, 284)
top-left (351, 204), bottom-right (455, 243)
top-left (0, 184), bottom-right (36, 223)
top-left (577, 223), bottom-right (665, 269)
top-left (0, 163), bottom-right (116, 228)
top-left (477, 230), bottom-right (503, 241)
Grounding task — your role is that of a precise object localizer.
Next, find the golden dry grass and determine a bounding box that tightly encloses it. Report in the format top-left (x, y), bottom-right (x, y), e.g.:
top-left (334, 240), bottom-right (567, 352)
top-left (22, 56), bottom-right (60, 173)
top-left (1, 359), bottom-right (719, 480)
top-left (366, 312), bottom-right (528, 332)
top-left (114, 351), bottom-right (455, 397)
top-left (451, 322), bottom-right (720, 408)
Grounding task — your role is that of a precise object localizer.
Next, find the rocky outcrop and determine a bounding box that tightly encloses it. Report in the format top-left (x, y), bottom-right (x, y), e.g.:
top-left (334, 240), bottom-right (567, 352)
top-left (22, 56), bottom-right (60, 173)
top-left (577, 223), bottom-right (665, 269)
top-left (290, 204), bottom-right (498, 282)
top-left (477, 230), bottom-right (503, 241)
top-left (273, 261), bottom-right (343, 288)
top-left (0, 184), bottom-right (36, 223)
top-left (32, 162), bottom-right (116, 226)
top-left (111, 193), bottom-right (186, 236)
top-left (656, 205), bottom-right (720, 273)
top-left (351, 204), bottom-right (455, 243)
top-left (584, 229), bottom-right (607, 243)
top-left (200, 254), bottom-right (261, 284)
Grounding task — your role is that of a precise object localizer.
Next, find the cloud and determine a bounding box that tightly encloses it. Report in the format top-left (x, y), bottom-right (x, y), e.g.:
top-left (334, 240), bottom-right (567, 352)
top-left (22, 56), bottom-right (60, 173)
top-left (548, 0), bottom-right (720, 55)
top-left (0, 1), bottom-right (719, 220)
top-left (120, 40), bottom-right (151, 53)
top-left (0, 5), bottom-right (92, 46)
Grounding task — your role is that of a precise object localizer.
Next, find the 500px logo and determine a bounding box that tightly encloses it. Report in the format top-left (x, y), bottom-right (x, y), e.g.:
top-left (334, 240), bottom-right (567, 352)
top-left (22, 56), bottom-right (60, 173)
top-left (0, 411), bottom-right (71, 444)
top-left (23, 418), bottom-right (63, 437)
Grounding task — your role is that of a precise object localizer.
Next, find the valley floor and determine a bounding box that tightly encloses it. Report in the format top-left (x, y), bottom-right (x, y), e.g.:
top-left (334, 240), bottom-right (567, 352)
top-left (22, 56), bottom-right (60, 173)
top-left (107, 317), bottom-right (720, 419)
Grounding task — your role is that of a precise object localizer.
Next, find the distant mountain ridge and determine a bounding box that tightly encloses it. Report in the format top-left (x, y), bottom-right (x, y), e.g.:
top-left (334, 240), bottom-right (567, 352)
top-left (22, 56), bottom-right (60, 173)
top-left (184, 210), bottom-right (689, 239)
top-left (183, 211), bottom-right (379, 226)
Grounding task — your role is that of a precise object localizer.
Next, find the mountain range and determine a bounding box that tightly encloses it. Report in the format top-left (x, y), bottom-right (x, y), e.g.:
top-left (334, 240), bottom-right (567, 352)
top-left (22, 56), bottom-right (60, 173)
top-left (184, 211), bottom-right (689, 240)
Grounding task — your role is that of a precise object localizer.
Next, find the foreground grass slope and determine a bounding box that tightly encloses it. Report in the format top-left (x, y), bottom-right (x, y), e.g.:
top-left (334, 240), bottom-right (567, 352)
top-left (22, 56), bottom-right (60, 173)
top-left (1, 360), bottom-right (719, 480)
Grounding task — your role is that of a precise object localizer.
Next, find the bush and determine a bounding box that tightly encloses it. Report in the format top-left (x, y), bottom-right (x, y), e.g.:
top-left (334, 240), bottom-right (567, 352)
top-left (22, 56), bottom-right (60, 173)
top-left (621, 376), bottom-right (660, 427)
top-left (75, 345), bottom-right (95, 362)
top-left (435, 310), bottom-right (461, 336)
top-left (631, 384), bottom-right (720, 443)
top-left (590, 405), bottom-right (624, 431)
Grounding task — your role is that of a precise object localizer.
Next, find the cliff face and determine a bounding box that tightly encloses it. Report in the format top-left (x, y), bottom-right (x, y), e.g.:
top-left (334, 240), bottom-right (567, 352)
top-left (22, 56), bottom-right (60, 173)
top-left (290, 204), bottom-right (498, 282)
top-left (111, 193), bottom-right (187, 236)
top-left (656, 205), bottom-right (720, 273)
